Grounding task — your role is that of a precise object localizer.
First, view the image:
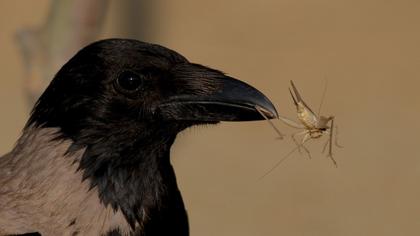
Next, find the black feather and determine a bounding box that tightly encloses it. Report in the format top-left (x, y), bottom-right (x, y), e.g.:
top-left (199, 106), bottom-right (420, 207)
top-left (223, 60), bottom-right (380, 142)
top-left (27, 39), bottom-right (192, 235)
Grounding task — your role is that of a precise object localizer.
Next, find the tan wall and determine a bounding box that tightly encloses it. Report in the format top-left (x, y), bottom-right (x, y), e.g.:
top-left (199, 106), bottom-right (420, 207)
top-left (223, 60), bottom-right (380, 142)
top-left (1, 1), bottom-right (420, 235)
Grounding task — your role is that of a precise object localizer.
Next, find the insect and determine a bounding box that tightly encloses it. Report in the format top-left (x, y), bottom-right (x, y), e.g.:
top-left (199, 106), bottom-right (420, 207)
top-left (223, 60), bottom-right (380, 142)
top-left (256, 80), bottom-right (342, 168)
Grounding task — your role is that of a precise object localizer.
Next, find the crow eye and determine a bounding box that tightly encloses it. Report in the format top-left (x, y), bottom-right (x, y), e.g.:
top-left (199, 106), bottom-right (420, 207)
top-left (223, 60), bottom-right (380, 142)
top-left (115, 71), bottom-right (143, 95)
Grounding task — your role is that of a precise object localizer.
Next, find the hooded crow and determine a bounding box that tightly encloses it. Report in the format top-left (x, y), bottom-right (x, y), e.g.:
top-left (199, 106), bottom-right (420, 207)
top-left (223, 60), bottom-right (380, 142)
top-left (0, 39), bottom-right (278, 236)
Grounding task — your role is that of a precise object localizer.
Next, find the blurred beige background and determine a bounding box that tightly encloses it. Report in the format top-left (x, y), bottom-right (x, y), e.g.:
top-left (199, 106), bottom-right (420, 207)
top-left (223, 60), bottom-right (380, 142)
top-left (1, 1), bottom-right (420, 235)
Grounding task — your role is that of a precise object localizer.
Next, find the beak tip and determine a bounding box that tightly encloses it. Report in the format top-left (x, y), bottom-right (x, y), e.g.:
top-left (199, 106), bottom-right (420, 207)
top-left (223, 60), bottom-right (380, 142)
top-left (263, 97), bottom-right (279, 120)
top-left (269, 110), bottom-right (279, 119)
top-left (255, 102), bottom-right (279, 120)
top-left (272, 111), bottom-right (279, 119)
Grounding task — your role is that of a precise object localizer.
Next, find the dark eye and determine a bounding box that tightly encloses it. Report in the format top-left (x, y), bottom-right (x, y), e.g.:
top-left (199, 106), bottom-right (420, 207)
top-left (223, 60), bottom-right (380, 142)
top-left (115, 71), bottom-right (143, 95)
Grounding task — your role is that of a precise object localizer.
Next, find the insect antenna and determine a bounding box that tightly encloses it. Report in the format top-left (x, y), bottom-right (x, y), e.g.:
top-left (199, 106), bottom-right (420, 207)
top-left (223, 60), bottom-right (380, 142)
top-left (258, 145), bottom-right (300, 180)
top-left (317, 77), bottom-right (329, 117)
top-left (259, 132), bottom-right (316, 180)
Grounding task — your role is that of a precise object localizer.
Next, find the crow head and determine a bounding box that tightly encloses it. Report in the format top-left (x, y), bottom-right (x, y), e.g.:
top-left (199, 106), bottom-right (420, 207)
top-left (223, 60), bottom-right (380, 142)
top-left (28, 39), bottom-right (277, 138)
top-left (26, 39), bottom-right (277, 233)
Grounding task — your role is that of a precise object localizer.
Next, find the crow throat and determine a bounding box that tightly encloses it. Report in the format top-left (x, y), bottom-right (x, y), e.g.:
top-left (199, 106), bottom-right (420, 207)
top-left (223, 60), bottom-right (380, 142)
top-left (62, 124), bottom-right (189, 235)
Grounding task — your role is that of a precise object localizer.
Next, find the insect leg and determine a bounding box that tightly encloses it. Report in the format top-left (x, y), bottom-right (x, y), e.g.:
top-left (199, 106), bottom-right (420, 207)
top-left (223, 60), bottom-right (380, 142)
top-left (327, 118), bottom-right (338, 167)
top-left (291, 130), bottom-right (308, 154)
top-left (300, 133), bottom-right (312, 159)
top-left (278, 115), bottom-right (305, 129)
top-left (334, 125), bottom-right (344, 148)
top-left (290, 80), bottom-right (316, 115)
top-left (322, 133), bottom-right (330, 153)
top-left (255, 105), bottom-right (285, 139)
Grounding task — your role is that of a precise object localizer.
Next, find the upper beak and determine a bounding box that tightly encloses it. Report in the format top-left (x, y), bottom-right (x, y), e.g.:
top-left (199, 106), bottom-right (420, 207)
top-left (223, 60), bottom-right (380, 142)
top-left (157, 63), bottom-right (278, 122)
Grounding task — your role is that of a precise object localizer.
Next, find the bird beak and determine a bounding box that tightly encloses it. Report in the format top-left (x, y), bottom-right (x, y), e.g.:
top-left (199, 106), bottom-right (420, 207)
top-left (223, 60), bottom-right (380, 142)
top-left (157, 63), bottom-right (278, 122)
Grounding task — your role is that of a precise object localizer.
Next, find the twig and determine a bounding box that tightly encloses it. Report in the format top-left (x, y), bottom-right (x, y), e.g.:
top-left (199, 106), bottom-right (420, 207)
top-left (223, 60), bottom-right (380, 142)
top-left (16, 0), bottom-right (109, 107)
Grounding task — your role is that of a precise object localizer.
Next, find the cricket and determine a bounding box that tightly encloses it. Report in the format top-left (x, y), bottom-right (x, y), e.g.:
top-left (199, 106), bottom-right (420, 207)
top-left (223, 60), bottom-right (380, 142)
top-left (256, 80), bottom-right (343, 169)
